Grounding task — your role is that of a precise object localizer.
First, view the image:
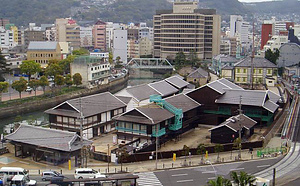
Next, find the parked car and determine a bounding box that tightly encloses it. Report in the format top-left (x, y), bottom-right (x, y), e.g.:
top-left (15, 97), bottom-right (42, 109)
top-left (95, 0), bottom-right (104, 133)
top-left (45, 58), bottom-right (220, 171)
top-left (10, 175), bottom-right (36, 186)
top-left (74, 168), bottom-right (106, 179)
top-left (25, 86), bottom-right (32, 92)
top-left (41, 171), bottom-right (64, 181)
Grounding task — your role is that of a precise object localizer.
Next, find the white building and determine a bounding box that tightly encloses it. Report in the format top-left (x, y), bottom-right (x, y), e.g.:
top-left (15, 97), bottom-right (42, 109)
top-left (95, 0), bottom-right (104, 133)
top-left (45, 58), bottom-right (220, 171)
top-left (263, 35), bottom-right (288, 52)
top-left (70, 56), bottom-right (110, 88)
top-left (80, 26), bottom-right (93, 47)
top-left (0, 27), bottom-right (16, 51)
top-left (90, 52), bottom-right (109, 59)
top-left (229, 15), bottom-right (250, 51)
top-left (230, 15), bottom-right (243, 38)
top-left (113, 29), bottom-right (127, 63)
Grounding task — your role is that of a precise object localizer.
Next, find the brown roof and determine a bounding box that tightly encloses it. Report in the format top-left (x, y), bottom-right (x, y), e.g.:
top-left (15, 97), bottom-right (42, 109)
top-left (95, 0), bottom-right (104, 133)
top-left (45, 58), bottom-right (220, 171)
top-left (45, 92), bottom-right (126, 118)
top-left (209, 114), bottom-right (257, 132)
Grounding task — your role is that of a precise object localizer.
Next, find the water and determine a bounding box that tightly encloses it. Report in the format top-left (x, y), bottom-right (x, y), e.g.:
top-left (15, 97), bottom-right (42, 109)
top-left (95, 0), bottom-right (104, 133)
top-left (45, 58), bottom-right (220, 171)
top-left (0, 77), bottom-right (162, 133)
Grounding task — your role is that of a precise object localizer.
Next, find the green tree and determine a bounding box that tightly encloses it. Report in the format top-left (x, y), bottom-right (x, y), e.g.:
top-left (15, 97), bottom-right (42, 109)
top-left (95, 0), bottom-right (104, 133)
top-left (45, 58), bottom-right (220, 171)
top-left (65, 74), bottom-right (73, 87)
top-left (0, 51), bottom-right (10, 82)
top-left (197, 143), bottom-right (206, 164)
top-left (116, 146), bottom-right (129, 172)
top-left (174, 51), bottom-right (186, 70)
top-left (45, 60), bottom-right (63, 77)
top-left (265, 48), bottom-right (280, 65)
top-left (39, 76), bottom-right (49, 93)
top-left (188, 49), bottom-right (199, 67)
top-left (207, 176), bottom-right (232, 186)
top-left (72, 48), bottom-right (89, 56)
top-left (0, 81), bottom-right (9, 101)
top-left (233, 137), bottom-right (242, 160)
top-left (73, 73), bottom-right (82, 86)
top-left (108, 51), bottom-right (113, 65)
top-left (214, 144), bottom-right (224, 162)
top-left (54, 75), bottom-right (65, 87)
top-left (12, 77), bottom-right (27, 98)
top-left (59, 55), bottom-right (75, 74)
top-left (182, 145), bottom-right (190, 166)
top-left (28, 79), bottom-right (40, 96)
top-left (20, 60), bottom-right (42, 81)
top-left (230, 171), bottom-right (256, 186)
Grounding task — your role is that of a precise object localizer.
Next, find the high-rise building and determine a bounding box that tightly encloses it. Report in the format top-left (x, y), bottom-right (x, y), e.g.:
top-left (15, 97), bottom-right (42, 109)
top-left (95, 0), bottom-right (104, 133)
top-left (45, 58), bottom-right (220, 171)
top-left (261, 24), bottom-right (273, 50)
top-left (80, 26), bottom-right (93, 48)
top-left (113, 29), bottom-right (127, 63)
top-left (56, 18), bottom-right (80, 50)
top-left (93, 20), bottom-right (106, 51)
top-left (153, 0), bottom-right (220, 60)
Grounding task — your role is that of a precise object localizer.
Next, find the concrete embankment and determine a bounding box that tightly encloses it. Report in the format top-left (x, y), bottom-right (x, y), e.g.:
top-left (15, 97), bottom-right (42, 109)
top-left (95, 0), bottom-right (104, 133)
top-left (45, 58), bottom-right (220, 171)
top-left (0, 75), bottom-right (128, 119)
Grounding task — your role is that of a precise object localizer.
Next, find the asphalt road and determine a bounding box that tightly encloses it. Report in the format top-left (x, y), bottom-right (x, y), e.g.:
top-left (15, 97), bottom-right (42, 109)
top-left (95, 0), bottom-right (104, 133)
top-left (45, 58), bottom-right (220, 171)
top-left (152, 158), bottom-right (282, 186)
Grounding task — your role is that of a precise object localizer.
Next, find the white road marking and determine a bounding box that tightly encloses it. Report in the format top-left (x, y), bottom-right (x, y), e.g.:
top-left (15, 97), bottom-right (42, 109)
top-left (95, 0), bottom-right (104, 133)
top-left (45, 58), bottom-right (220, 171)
top-left (257, 164), bottom-right (270, 168)
top-left (172, 173), bottom-right (188, 177)
top-left (230, 168), bottom-right (245, 171)
top-left (177, 179), bottom-right (193, 183)
top-left (207, 177), bottom-right (216, 180)
top-left (202, 171), bottom-right (217, 174)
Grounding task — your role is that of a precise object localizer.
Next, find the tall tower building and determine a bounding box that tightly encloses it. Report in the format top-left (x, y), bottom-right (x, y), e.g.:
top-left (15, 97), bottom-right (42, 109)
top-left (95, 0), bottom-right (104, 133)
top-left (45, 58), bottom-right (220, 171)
top-left (153, 0), bottom-right (220, 60)
top-left (56, 18), bottom-right (80, 50)
top-left (93, 20), bottom-right (106, 51)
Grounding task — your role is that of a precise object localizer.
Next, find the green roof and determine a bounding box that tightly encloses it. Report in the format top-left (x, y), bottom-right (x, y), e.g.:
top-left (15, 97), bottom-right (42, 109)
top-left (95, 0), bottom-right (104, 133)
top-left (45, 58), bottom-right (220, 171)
top-left (73, 55), bottom-right (103, 64)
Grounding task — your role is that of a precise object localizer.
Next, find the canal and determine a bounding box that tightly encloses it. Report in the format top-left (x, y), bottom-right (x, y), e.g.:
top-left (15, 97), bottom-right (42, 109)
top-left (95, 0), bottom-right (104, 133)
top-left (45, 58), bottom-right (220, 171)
top-left (0, 78), bottom-right (161, 133)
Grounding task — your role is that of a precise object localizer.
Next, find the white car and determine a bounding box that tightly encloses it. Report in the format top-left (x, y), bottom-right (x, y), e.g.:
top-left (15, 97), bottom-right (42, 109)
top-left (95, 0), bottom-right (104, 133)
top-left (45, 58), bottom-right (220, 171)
top-left (11, 175), bottom-right (36, 186)
top-left (74, 168), bottom-right (106, 179)
top-left (25, 86), bottom-right (33, 92)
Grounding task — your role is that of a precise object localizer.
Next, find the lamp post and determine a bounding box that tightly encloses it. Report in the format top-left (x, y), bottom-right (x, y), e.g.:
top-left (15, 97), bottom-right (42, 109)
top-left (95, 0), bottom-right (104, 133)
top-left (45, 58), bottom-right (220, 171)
top-left (206, 160), bottom-right (217, 177)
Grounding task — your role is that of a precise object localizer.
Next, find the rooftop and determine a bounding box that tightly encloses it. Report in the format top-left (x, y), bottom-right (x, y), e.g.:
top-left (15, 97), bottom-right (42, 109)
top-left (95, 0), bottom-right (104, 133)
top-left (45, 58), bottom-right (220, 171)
top-left (27, 41), bottom-right (58, 51)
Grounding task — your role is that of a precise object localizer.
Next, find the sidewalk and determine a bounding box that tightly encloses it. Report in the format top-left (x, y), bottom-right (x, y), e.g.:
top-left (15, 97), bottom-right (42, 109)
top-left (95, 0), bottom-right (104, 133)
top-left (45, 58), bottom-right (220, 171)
top-left (0, 147), bottom-right (282, 176)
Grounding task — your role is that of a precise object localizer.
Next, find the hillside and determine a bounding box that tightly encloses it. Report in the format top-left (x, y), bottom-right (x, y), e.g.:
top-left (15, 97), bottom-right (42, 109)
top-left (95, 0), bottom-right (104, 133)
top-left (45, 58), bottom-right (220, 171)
top-left (244, 0), bottom-right (300, 14)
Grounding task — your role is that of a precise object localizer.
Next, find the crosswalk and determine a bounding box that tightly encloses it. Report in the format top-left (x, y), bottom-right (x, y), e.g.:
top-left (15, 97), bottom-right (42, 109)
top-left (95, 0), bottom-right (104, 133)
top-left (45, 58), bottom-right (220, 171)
top-left (134, 172), bottom-right (163, 186)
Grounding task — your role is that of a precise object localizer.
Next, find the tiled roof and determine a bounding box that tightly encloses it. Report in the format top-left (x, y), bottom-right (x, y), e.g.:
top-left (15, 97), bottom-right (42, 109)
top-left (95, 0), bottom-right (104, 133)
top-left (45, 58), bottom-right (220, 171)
top-left (165, 94), bottom-right (201, 113)
top-left (209, 114), bottom-right (257, 132)
top-left (187, 67), bottom-right (209, 78)
top-left (5, 125), bottom-right (92, 152)
top-left (116, 96), bottom-right (132, 105)
top-left (267, 90), bottom-right (281, 103)
top-left (149, 80), bottom-right (178, 97)
top-left (45, 92), bottom-right (126, 117)
top-left (165, 76), bottom-right (189, 89)
top-left (234, 57), bottom-right (277, 68)
top-left (27, 41), bottom-right (58, 50)
top-left (126, 84), bottom-right (160, 102)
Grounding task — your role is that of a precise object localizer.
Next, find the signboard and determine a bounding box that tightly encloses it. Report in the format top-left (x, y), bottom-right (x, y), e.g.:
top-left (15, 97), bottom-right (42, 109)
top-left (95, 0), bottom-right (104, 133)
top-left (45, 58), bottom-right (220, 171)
top-left (111, 153), bottom-right (116, 163)
top-left (113, 135), bottom-right (117, 145)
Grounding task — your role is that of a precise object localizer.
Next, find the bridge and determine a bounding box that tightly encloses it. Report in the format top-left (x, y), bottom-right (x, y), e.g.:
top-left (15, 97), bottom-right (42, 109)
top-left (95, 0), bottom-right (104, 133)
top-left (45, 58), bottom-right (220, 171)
top-left (127, 58), bottom-right (174, 70)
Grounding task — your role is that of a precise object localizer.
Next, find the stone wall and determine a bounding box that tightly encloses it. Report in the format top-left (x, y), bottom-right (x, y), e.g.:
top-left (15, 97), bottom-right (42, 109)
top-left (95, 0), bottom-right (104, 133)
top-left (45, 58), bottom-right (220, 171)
top-left (0, 75), bottom-right (128, 119)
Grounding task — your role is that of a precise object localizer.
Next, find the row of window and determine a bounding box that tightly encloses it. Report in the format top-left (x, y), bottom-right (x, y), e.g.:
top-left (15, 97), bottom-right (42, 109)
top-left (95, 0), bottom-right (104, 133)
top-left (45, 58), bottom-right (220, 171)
top-left (161, 15), bottom-right (204, 20)
top-left (161, 48), bottom-right (204, 52)
top-left (117, 122), bottom-right (147, 133)
top-left (160, 25), bottom-right (204, 29)
top-left (91, 65), bottom-right (109, 71)
top-left (29, 53), bottom-right (56, 58)
top-left (161, 20), bottom-right (204, 24)
top-left (161, 43), bottom-right (204, 47)
top-left (236, 68), bottom-right (273, 74)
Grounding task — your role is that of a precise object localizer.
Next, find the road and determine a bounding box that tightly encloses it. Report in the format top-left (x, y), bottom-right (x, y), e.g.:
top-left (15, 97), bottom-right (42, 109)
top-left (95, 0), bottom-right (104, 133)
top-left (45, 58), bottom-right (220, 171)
top-left (134, 158), bottom-right (282, 186)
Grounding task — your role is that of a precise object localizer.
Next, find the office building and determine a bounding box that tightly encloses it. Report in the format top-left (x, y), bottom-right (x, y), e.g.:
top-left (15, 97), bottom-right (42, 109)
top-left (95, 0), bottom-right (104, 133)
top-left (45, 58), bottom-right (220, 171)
top-left (56, 18), bottom-right (80, 50)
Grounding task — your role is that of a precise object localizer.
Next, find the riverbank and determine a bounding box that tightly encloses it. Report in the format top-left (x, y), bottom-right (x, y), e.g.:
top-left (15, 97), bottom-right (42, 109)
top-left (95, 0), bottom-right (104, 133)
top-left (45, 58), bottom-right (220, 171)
top-left (0, 75), bottom-right (129, 119)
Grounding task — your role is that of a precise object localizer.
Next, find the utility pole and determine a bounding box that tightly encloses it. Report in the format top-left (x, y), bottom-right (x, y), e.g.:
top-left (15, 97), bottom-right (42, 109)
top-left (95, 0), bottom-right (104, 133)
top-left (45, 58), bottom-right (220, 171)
top-left (155, 124), bottom-right (158, 170)
top-left (273, 168), bottom-right (276, 186)
top-left (107, 144), bottom-right (110, 173)
top-left (250, 20), bottom-right (255, 90)
top-left (79, 97), bottom-right (84, 168)
top-left (238, 95), bottom-right (242, 160)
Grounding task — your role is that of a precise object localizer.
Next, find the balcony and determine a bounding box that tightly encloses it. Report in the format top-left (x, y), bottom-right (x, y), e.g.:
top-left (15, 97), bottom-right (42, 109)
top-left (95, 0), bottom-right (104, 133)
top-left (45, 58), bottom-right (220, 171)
top-left (152, 128), bottom-right (166, 137)
top-left (116, 127), bottom-right (147, 134)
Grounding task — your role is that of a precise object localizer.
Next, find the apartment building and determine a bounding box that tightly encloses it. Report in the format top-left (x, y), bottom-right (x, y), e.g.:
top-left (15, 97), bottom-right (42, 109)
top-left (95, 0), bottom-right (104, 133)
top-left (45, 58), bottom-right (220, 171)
top-left (153, 1), bottom-right (220, 60)
top-left (56, 18), bottom-right (80, 50)
top-left (93, 20), bottom-right (106, 51)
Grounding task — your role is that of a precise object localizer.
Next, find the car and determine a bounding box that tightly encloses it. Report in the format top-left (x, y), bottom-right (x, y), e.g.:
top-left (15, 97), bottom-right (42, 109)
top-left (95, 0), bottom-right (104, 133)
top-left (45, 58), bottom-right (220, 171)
top-left (25, 86), bottom-right (33, 92)
top-left (10, 175), bottom-right (36, 186)
top-left (42, 171), bottom-right (64, 181)
top-left (74, 168), bottom-right (106, 179)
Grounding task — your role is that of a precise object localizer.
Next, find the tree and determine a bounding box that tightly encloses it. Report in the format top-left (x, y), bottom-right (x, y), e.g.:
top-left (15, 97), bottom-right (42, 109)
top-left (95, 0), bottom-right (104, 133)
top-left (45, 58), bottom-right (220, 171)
top-left (0, 82), bottom-right (9, 101)
top-left (45, 60), bottom-right (63, 77)
top-left (230, 171), bottom-right (256, 186)
top-left (174, 51), bottom-right (186, 70)
top-left (28, 79), bottom-right (40, 96)
top-left (59, 55), bottom-right (75, 74)
top-left (233, 137), bottom-right (242, 160)
top-left (0, 51), bottom-right (10, 81)
top-left (265, 49), bottom-right (280, 65)
top-left (108, 51), bottom-right (113, 65)
top-left (182, 145), bottom-right (190, 166)
top-left (65, 74), bottom-right (73, 87)
top-left (20, 60), bottom-right (42, 81)
top-left (197, 143), bottom-right (206, 164)
top-left (214, 144), bottom-right (224, 162)
top-left (39, 76), bottom-right (49, 94)
top-left (116, 146), bottom-right (129, 172)
top-left (12, 77), bottom-right (27, 98)
top-left (73, 73), bottom-right (82, 86)
top-left (72, 48), bottom-right (89, 56)
top-left (207, 176), bottom-right (232, 186)
top-left (188, 49), bottom-right (199, 67)
top-left (54, 75), bottom-right (65, 87)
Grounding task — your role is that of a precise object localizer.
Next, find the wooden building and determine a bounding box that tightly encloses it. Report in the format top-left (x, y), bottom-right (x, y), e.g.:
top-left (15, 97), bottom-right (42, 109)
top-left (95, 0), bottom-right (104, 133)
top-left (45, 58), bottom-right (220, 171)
top-left (5, 125), bottom-right (91, 166)
top-left (209, 114), bottom-right (256, 144)
top-left (45, 92), bottom-right (127, 139)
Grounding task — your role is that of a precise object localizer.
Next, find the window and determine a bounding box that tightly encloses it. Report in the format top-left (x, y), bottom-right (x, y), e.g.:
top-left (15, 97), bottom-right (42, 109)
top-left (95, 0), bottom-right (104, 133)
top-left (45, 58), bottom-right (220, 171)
top-left (118, 122), bottom-right (125, 128)
top-left (69, 118), bottom-right (75, 124)
top-left (63, 117), bottom-right (68, 123)
top-left (87, 117), bottom-right (93, 123)
top-left (267, 69), bottom-right (272, 74)
top-left (126, 123), bottom-right (132, 129)
top-left (93, 116), bottom-right (97, 122)
top-left (243, 69), bottom-right (246, 73)
top-left (133, 124), bottom-right (139, 131)
top-left (237, 77), bottom-right (240, 82)
top-left (237, 68), bottom-right (240, 73)
top-left (57, 116), bottom-right (62, 122)
top-left (243, 77), bottom-right (246, 82)
top-left (141, 125), bottom-right (146, 132)
top-left (259, 69), bottom-right (262, 74)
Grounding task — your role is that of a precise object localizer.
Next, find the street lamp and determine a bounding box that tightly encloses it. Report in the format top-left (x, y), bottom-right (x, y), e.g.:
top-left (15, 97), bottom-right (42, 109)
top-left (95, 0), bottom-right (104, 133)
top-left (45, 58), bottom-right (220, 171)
top-left (205, 160), bottom-right (217, 177)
